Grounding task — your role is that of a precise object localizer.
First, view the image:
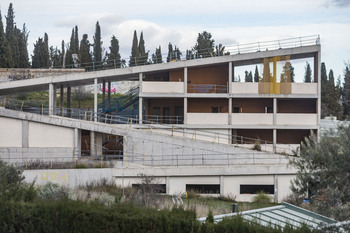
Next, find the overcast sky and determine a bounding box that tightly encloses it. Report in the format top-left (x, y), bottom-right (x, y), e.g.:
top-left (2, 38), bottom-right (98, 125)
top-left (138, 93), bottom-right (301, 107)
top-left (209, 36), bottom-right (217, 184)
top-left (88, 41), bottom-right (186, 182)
top-left (1, 0), bottom-right (349, 80)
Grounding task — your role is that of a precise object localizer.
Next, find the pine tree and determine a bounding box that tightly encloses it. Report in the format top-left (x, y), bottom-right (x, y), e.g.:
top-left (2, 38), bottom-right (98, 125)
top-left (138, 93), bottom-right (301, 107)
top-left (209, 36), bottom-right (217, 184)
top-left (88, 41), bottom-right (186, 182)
top-left (304, 62), bottom-right (312, 83)
top-left (151, 46), bottom-right (162, 64)
top-left (107, 35), bottom-right (121, 68)
top-left (129, 30), bottom-right (138, 67)
top-left (5, 3), bottom-right (19, 67)
top-left (254, 65), bottom-right (260, 82)
top-left (79, 34), bottom-right (92, 68)
top-left (194, 31), bottom-right (215, 58)
top-left (0, 10), bottom-right (13, 68)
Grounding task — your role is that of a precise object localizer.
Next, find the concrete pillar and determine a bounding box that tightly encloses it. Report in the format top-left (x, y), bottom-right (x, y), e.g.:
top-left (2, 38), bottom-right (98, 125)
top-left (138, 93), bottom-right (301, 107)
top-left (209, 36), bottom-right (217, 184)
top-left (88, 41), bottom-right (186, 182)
top-left (273, 98), bottom-right (277, 153)
top-left (316, 50), bottom-right (321, 140)
top-left (220, 175), bottom-right (224, 195)
top-left (274, 175), bottom-right (278, 203)
top-left (90, 131), bottom-right (95, 157)
top-left (94, 78), bottom-right (98, 122)
top-left (102, 80), bottom-right (106, 102)
top-left (139, 73), bottom-right (143, 124)
top-left (273, 129), bottom-right (277, 153)
top-left (108, 81), bottom-right (111, 101)
top-left (67, 87), bottom-right (71, 108)
top-left (139, 97), bottom-right (143, 124)
top-left (166, 177), bottom-right (170, 194)
top-left (49, 83), bottom-right (56, 115)
top-left (74, 128), bottom-right (81, 158)
top-left (228, 62), bottom-right (233, 125)
top-left (96, 133), bottom-right (103, 158)
top-left (22, 120), bottom-right (29, 148)
top-left (60, 86), bottom-right (64, 107)
top-left (184, 97), bottom-right (187, 125)
top-left (184, 67), bottom-right (188, 93)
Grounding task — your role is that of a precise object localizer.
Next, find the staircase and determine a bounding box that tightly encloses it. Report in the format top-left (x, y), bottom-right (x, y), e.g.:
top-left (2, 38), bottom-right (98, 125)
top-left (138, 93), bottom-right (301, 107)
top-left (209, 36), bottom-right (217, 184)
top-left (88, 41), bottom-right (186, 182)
top-left (98, 85), bottom-right (139, 114)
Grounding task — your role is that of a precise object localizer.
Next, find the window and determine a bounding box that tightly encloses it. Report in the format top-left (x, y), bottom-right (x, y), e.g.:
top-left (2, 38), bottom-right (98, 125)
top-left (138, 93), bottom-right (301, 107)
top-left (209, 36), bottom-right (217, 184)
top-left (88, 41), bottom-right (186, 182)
top-left (233, 107), bottom-right (240, 113)
top-left (132, 184), bottom-right (166, 193)
top-left (186, 184), bottom-right (220, 194)
top-left (240, 185), bottom-right (274, 194)
top-left (211, 107), bottom-right (219, 113)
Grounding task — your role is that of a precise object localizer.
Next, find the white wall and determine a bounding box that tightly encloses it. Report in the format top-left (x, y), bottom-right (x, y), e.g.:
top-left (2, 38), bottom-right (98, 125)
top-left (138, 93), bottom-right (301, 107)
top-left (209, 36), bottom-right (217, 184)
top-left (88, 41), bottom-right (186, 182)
top-left (232, 83), bottom-right (258, 94)
top-left (142, 82), bottom-right (184, 93)
top-left (28, 122), bottom-right (74, 147)
top-left (187, 113), bottom-right (228, 125)
top-left (0, 116), bottom-right (22, 147)
top-left (276, 114), bottom-right (317, 126)
top-left (291, 83), bottom-right (317, 95)
top-left (232, 113), bottom-right (273, 126)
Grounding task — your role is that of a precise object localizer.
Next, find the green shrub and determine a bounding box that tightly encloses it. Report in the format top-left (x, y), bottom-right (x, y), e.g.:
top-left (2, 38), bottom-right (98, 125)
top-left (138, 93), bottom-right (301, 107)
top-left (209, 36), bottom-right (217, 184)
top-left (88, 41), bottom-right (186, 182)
top-left (75, 163), bottom-right (88, 169)
top-left (253, 191), bottom-right (272, 204)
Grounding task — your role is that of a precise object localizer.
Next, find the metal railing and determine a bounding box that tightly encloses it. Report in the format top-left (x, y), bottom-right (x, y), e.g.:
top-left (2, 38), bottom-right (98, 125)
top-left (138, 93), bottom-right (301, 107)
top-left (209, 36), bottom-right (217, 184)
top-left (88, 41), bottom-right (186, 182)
top-left (0, 97), bottom-right (297, 155)
top-left (187, 84), bottom-right (228, 93)
top-left (2, 35), bottom-right (319, 78)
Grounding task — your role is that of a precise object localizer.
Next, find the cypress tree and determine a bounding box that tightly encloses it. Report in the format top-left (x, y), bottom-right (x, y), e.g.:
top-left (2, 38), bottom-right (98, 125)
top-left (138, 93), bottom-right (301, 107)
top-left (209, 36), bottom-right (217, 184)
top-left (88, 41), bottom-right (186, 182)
top-left (49, 46), bottom-right (62, 68)
top-left (138, 31), bottom-right (147, 65)
top-left (79, 34), bottom-right (92, 68)
top-left (65, 28), bottom-right (75, 67)
top-left (93, 21), bottom-right (102, 63)
top-left (61, 40), bottom-right (65, 68)
top-left (129, 30), bottom-right (138, 67)
top-left (5, 3), bottom-right (18, 67)
top-left (254, 65), bottom-right (260, 82)
top-left (31, 33), bottom-right (51, 68)
top-left (151, 46), bottom-right (162, 64)
top-left (15, 24), bottom-right (30, 68)
top-left (0, 10), bottom-right (13, 68)
top-left (304, 62), bottom-right (312, 83)
top-left (343, 64), bottom-right (350, 117)
top-left (74, 25), bottom-right (79, 53)
top-left (167, 42), bottom-right (173, 62)
top-left (244, 71), bottom-right (253, 82)
top-left (107, 35), bottom-right (121, 68)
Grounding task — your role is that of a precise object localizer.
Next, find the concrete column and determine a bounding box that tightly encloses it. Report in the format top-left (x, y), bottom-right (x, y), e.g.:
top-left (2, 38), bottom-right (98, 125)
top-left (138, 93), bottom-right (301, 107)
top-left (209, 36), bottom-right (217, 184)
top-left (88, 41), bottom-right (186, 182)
top-left (139, 97), bottom-right (143, 124)
top-left (166, 177), bottom-right (170, 194)
top-left (67, 87), bottom-right (71, 108)
top-left (273, 129), bottom-right (277, 153)
top-left (316, 50), bottom-right (321, 140)
top-left (184, 97), bottom-right (187, 125)
top-left (108, 81), bottom-right (111, 101)
top-left (49, 83), bottom-right (54, 115)
top-left (274, 175), bottom-right (278, 203)
top-left (90, 131), bottom-right (95, 157)
top-left (22, 120), bottom-right (29, 148)
top-left (102, 80), bottom-right (106, 102)
top-left (96, 133), bottom-right (103, 158)
top-left (184, 67), bottom-right (188, 93)
top-left (139, 72), bottom-right (143, 92)
top-left (228, 62), bottom-right (233, 125)
top-left (74, 128), bottom-right (80, 158)
top-left (273, 98), bottom-right (277, 153)
top-left (94, 78), bottom-right (98, 122)
top-left (60, 86), bottom-right (64, 107)
top-left (220, 175), bottom-right (224, 195)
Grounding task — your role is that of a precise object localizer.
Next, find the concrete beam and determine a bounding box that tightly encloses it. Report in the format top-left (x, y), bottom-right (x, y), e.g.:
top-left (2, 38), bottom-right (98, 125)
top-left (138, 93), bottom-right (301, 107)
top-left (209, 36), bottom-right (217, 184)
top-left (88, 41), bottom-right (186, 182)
top-left (94, 78), bottom-right (98, 122)
top-left (22, 120), bottom-right (29, 148)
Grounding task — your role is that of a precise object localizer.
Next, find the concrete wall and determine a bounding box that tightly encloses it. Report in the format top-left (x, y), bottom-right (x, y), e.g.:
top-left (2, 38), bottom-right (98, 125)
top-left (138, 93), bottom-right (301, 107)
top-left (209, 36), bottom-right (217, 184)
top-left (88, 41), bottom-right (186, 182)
top-left (23, 168), bottom-right (114, 187)
top-left (142, 82), bottom-right (184, 94)
top-left (187, 113), bottom-right (228, 125)
top-left (0, 115), bottom-right (76, 163)
top-left (232, 113), bottom-right (273, 126)
top-left (276, 114), bottom-right (317, 126)
top-left (231, 83), bottom-right (317, 95)
top-left (0, 68), bottom-right (84, 82)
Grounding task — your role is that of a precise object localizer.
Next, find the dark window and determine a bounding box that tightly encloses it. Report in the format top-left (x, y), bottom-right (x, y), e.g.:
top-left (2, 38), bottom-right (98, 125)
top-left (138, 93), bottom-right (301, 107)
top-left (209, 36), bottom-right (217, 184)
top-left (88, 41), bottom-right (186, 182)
top-left (211, 107), bottom-right (219, 113)
top-left (186, 184), bottom-right (220, 194)
top-left (132, 184), bottom-right (166, 193)
top-left (163, 107), bottom-right (170, 124)
top-left (233, 107), bottom-right (240, 113)
top-left (240, 185), bottom-right (274, 194)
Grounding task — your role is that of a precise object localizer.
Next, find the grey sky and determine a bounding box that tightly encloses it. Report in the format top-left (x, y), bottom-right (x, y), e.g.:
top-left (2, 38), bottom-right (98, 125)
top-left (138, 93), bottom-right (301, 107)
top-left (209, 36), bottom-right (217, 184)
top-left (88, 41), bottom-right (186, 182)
top-left (1, 0), bottom-right (349, 80)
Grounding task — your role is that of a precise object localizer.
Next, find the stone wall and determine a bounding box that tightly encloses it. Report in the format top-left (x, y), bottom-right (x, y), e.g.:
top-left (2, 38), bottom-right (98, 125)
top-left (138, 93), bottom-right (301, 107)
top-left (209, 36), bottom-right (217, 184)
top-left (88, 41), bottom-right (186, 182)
top-left (0, 68), bottom-right (85, 82)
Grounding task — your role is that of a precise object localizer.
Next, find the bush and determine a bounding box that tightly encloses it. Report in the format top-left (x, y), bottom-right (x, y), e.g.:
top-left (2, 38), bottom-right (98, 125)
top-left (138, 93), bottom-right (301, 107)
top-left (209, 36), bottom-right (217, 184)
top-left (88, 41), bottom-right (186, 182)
top-left (253, 191), bottom-right (272, 204)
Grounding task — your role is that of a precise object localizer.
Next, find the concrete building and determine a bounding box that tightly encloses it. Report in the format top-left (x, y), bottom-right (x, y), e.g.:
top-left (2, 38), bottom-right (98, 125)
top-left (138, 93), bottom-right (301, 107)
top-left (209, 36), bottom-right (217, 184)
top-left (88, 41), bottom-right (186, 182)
top-left (0, 36), bottom-right (321, 202)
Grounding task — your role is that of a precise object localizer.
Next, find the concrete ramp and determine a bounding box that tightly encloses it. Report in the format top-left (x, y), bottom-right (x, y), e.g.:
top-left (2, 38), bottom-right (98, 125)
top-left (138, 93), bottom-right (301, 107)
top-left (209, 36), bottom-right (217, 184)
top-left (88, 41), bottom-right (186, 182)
top-left (0, 108), bottom-right (289, 166)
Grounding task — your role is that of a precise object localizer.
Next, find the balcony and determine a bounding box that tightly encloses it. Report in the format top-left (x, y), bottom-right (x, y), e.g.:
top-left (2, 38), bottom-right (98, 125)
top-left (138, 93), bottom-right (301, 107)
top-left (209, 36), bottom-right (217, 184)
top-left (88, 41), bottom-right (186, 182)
top-left (188, 84), bottom-right (227, 94)
top-left (231, 113), bottom-right (273, 126)
top-left (187, 113), bottom-right (228, 125)
top-left (231, 82), bottom-right (318, 95)
top-left (276, 113), bottom-right (317, 126)
top-left (142, 81), bottom-right (184, 94)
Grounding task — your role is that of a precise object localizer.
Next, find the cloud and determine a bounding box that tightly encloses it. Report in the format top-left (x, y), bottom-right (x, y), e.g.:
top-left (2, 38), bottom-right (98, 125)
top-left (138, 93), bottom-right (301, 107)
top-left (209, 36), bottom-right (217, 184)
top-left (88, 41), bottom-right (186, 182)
top-left (330, 0), bottom-right (350, 7)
